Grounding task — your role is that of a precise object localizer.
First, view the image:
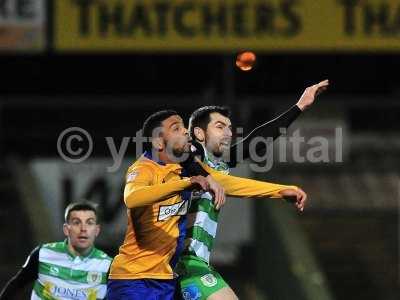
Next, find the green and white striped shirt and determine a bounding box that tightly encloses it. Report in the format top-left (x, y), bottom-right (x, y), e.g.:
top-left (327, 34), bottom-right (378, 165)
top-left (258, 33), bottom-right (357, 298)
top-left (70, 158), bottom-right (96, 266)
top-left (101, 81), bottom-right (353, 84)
top-left (32, 241), bottom-right (112, 300)
top-left (184, 149), bottom-right (230, 264)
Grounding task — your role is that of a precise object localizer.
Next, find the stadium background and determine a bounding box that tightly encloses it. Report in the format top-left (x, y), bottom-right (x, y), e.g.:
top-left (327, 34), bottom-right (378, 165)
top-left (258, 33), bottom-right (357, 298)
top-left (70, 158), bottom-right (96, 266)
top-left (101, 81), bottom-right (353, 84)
top-left (0, 0), bottom-right (398, 299)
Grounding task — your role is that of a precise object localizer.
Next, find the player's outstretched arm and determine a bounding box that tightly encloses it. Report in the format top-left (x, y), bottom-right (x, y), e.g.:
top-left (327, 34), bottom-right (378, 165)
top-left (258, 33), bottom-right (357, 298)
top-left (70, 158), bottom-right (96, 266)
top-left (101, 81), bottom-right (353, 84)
top-left (0, 246), bottom-right (40, 299)
top-left (229, 79), bottom-right (329, 167)
top-left (200, 161), bottom-right (307, 211)
top-left (278, 188), bottom-right (307, 212)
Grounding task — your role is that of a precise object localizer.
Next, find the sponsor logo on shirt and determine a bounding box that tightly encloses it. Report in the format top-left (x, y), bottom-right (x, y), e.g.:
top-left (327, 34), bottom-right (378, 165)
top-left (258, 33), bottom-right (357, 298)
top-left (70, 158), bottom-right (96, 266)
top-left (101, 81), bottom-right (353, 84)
top-left (42, 282), bottom-right (98, 300)
top-left (158, 201), bottom-right (188, 221)
top-left (126, 171), bottom-right (139, 182)
top-left (182, 284), bottom-right (202, 300)
top-left (200, 274), bottom-right (218, 287)
top-left (49, 266), bottom-right (60, 276)
top-left (43, 282), bottom-right (54, 298)
top-left (87, 271), bottom-right (102, 284)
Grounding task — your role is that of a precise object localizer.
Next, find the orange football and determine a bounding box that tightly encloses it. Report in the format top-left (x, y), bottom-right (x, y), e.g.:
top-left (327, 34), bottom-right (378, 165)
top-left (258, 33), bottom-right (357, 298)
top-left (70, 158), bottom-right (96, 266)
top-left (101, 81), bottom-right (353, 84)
top-left (236, 51), bottom-right (256, 71)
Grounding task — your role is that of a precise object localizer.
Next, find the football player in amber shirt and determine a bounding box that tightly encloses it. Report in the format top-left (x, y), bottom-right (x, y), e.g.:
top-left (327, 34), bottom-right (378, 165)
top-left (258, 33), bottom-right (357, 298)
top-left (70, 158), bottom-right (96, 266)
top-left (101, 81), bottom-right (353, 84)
top-left (107, 110), bottom-right (306, 300)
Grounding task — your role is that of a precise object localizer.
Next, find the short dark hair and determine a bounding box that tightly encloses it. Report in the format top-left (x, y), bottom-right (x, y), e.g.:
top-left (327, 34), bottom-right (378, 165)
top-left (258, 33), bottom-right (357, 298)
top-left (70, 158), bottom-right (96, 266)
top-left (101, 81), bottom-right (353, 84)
top-left (64, 201), bottom-right (98, 223)
top-left (189, 106), bottom-right (231, 138)
top-left (142, 110), bottom-right (178, 151)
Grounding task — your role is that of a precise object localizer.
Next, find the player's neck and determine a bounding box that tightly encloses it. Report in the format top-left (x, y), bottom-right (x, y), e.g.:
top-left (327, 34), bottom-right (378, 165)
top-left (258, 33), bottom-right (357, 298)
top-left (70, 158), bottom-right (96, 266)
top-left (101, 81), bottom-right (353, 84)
top-left (158, 150), bottom-right (177, 164)
top-left (203, 143), bottom-right (223, 164)
top-left (68, 243), bottom-right (93, 257)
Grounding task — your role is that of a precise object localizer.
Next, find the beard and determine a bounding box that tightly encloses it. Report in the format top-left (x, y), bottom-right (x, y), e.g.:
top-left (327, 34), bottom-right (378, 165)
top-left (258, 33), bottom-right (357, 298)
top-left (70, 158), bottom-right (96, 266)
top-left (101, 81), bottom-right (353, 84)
top-left (172, 146), bottom-right (186, 157)
top-left (209, 142), bottom-right (231, 159)
top-left (212, 148), bottom-right (224, 158)
top-left (163, 133), bottom-right (190, 159)
top-left (172, 139), bottom-right (191, 155)
top-left (206, 136), bottom-right (231, 158)
top-left (170, 147), bottom-right (190, 163)
top-left (164, 140), bottom-right (191, 163)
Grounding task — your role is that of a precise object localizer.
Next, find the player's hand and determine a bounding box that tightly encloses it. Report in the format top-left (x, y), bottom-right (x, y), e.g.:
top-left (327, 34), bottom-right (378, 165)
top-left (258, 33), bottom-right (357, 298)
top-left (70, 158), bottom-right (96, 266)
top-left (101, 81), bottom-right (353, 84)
top-left (296, 79), bottom-right (329, 111)
top-left (206, 175), bottom-right (226, 210)
top-left (279, 188), bottom-right (307, 212)
top-left (190, 176), bottom-right (210, 191)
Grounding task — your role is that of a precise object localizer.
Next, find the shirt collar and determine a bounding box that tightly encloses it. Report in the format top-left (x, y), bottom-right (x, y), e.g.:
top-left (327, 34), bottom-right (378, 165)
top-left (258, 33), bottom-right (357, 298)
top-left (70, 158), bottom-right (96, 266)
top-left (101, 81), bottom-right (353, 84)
top-left (202, 145), bottom-right (229, 172)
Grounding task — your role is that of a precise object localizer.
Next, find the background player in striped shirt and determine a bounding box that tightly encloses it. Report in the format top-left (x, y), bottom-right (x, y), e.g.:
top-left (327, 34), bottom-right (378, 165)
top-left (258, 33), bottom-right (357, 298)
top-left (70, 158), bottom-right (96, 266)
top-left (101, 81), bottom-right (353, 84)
top-left (176, 80), bottom-right (328, 300)
top-left (0, 201), bottom-right (112, 300)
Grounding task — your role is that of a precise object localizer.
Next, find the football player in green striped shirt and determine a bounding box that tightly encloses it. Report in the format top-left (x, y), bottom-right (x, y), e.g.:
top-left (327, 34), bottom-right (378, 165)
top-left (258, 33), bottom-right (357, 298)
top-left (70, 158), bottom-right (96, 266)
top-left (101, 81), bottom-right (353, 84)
top-left (0, 201), bottom-right (112, 300)
top-left (176, 80), bottom-right (329, 300)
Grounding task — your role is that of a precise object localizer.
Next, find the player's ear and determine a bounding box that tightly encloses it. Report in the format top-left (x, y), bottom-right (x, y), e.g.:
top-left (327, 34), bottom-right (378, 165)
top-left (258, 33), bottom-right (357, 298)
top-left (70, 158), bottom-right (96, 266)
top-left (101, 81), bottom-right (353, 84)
top-left (194, 127), bottom-right (205, 142)
top-left (63, 223), bottom-right (69, 237)
top-left (151, 136), bottom-right (164, 151)
top-left (95, 224), bottom-right (100, 237)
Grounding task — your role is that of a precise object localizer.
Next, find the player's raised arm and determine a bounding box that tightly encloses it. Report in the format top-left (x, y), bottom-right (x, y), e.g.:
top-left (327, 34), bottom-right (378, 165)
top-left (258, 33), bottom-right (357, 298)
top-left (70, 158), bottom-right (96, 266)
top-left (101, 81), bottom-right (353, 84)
top-left (229, 79), bottom-right (329, 167)
top-left (296, 79), bottom-right (329, 111)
